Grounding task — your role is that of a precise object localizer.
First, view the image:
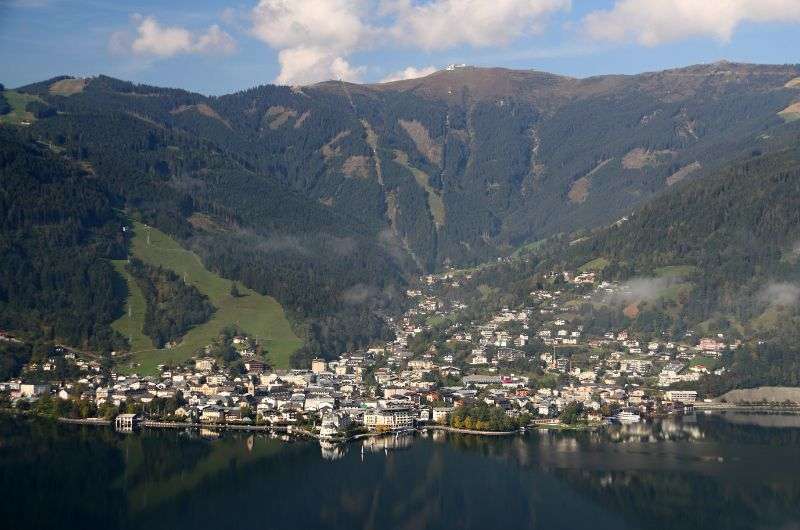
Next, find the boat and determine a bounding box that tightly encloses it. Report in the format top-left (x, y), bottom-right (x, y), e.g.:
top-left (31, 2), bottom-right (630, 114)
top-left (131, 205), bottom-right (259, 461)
top-left (614, 411), bottom-right (641, 424)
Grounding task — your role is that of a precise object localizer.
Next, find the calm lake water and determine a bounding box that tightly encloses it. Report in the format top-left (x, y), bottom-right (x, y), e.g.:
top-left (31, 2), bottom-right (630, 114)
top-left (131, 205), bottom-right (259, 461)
top-left (3, 413), bottom-right (800, 530)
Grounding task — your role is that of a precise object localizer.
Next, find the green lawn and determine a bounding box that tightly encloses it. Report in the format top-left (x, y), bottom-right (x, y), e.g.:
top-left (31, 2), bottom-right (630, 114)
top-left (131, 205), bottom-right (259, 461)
top-left (117, 222), bottom-right (302, 374)
top-left (578, 257), bottom-right (610, 272)
top-left (394, 150), bottom-right (446, 228)
top-left (689, 355), bottom-right (720, 370)
top-left (0, 90), bottom-right (42, 125)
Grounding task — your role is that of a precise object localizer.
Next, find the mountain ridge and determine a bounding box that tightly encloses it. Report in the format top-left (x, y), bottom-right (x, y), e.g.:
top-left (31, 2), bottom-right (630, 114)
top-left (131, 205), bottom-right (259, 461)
top-left (3, 60), bottom-right (800, 361)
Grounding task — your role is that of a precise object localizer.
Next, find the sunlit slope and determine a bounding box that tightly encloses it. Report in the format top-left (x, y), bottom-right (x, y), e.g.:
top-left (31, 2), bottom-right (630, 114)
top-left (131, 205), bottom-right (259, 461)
top-left (116, 222), bottom-right (302, 373)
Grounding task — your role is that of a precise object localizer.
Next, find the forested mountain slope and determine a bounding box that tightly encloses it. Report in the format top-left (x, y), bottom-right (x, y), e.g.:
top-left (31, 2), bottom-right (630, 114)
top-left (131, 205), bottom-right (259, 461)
top-left (3, 62), bottom-right (800, 361)
top-left (448, 133), bottom-right (800, 392)
top-left (561, 135), bottom-right (800, 330)
top-left (14, 62), bottom-right (800, 271)
top-left (0, 127), bottom-right (127, 351)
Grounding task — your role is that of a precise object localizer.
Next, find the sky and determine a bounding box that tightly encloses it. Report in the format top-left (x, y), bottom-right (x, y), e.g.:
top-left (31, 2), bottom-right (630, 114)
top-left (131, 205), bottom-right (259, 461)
top-left (1, 0), bottom-right (800, 95)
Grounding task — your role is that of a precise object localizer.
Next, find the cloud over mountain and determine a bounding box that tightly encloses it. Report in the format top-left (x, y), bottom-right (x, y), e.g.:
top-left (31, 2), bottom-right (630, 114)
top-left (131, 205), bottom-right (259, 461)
top-left (110, 15), bottom-right (236, 58)
top-left (583, 0), bottom-right (800, 46)
top-left (250, 0), bottom-right (570, 85)
top-left (388, 0), bottom-right (570, 50)
top-left (251, 0), bottom-right (369, 84)
top-left (101, 0), bottom-right (800, 86)
top-left (380, 65), bottom-right (438, 83)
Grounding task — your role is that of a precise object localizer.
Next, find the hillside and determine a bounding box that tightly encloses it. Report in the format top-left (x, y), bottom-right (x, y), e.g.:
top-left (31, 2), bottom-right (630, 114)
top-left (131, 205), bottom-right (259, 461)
top-left (3, 61), bottom-right (800, 363)
top-left (560, 140), bottom-right (800, 330)
top-left (15, 62), bottom-right (800, 269)
top-left (431, 134), bottom-right (800, 394)
top-left (0, 127), bottom-right (127, 353)
top-left (116, 222), bottom-right (302, 374)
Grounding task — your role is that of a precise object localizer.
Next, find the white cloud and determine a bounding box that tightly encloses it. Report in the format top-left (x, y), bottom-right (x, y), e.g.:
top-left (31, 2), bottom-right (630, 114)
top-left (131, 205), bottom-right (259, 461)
top-left (758, 282), bottom-right (800, 308)
top-left (111, 15), bottom-right (236, 59)
top-left (131, 16), bottom-right (194, 57)
top-left (582, 0), bottom-right (800, 46)
top-left (389, 0), bottom-right (571, 50)
top-left (250, 0), bottom-right (572, 84)
top-left (251, 0), bottom-right (366, 51)
top-left (251, 0), bottom-right (369, 84)
top-left (194, 24), bottom-right (237, 55)
top-left (380, 65), bottom-right (438, 83)
top-left (275, 47), bottom-right (365, 85)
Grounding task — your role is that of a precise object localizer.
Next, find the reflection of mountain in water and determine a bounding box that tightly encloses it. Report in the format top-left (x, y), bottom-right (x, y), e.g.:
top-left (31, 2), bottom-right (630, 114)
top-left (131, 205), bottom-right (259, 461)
top-left (5, 413), bottom-right (800, 529)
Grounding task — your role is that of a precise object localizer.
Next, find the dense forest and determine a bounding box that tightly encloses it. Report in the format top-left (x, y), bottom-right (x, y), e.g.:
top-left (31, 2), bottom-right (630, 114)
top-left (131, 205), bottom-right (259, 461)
top-left (125, 258), bottom-right (215, 348)
top-left (0, 87), bottom-right (9, 116)
top-left (0, 127), bottom-right (127, 352)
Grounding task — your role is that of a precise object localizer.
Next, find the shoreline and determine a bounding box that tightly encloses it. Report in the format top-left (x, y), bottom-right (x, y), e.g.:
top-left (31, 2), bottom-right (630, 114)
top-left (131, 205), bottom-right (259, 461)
top-left (694, 403), bottom-right (800, 412)
top-left (53, 416), bottom-right (595, 442)
top-left (43, 408), bottom-right (800, 444)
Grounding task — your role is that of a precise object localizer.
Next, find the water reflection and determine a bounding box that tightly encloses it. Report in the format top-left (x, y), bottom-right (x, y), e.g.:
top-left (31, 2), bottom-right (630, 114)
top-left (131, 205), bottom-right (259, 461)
top-left (3, 413), bottom-right (800, 529)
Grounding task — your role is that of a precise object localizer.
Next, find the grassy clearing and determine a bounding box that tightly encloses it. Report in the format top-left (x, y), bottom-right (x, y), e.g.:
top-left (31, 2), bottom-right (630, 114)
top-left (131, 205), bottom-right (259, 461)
top-left (689, 355), bottom-right (720, 370)
top-left (751, 306), bottom-right (785, 332)
top-left (696, 315), bottom-right (746, 336)
top-left (110, 260), bottom-right (155, 352)
top-left (411, 165), bottom-right (446, 228)
top-left (578, 257), bottom-right (610, 272)
top-left (511, 238), bottom-right (548, 258)
top-left (49, 78), bottom-right (86, 96)
top-left (0, 90), bottom-right (42, 125)
top-left (654, 282), bottom-right (692, 304)
top-left (778, 102), bottom-right (800, 123)
top-left (654, 265), bottom-right (698, 278)
top-left (477, 284), bottom-right (498, 299)
top-left (118, 222), bottom-right (302, 374)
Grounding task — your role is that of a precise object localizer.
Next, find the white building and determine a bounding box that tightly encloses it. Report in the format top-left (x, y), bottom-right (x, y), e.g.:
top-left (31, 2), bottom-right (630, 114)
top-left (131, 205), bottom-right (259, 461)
top-left (664, 390), bottom-right (698, 404)
top-left (364, 407), bottom-right (415, 429)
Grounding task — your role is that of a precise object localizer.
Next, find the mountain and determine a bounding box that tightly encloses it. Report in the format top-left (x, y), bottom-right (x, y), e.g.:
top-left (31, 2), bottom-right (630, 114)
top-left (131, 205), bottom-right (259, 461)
top-left (2, 61), bottom-right (800, 362)
top-left (563, 137), bottom-right (800, 328)
top-left (0, 127), bottom-right (127, 352)
top-left (447, 131), bottom-right (800, 393)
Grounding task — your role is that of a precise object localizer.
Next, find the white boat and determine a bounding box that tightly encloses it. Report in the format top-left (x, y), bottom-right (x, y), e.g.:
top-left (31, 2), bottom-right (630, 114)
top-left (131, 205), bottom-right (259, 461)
top-left (614, 411), bottom-right (641, 424)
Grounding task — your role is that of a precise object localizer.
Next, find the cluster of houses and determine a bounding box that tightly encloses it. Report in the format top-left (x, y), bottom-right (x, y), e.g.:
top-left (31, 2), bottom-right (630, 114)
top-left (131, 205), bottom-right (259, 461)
top-left (1, 267), bottom-right (739, 436)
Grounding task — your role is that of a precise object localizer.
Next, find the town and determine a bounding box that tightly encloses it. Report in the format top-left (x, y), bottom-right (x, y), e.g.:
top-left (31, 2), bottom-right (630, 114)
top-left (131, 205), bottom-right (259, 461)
top-left (1, 266), bottom-right (732, 446)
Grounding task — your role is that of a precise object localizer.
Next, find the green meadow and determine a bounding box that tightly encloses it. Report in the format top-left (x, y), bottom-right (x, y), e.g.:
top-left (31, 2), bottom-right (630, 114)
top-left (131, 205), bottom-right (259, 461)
top-left (0, 90), bottom-right (42, 125)
top-left (113, 222), bottom-right (302, 374)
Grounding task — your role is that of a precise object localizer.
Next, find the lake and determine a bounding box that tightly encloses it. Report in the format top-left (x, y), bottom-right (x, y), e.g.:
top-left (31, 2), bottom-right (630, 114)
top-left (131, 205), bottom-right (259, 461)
top-left (2, 412), bottom-right (800, 529)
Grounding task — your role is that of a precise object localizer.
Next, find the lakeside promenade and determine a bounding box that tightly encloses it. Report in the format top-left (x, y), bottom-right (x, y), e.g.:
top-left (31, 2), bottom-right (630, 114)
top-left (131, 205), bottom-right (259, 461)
top-left (56, 416), bottom-right (535, 440)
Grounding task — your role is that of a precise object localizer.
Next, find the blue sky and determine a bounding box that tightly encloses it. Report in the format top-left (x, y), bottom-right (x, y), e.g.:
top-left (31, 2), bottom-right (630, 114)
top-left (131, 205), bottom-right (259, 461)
top-left (1, 0), bottom-right (799, 95)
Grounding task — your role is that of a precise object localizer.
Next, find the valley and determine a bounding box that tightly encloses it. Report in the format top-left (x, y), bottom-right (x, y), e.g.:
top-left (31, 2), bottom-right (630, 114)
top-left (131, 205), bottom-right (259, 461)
top-left (2, 61), bottom-right (800, 394)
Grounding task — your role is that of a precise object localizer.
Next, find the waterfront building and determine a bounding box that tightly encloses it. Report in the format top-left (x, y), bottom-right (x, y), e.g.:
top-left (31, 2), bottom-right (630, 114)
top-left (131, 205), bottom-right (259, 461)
top-left (664, 390), bottom-right (698, 404)
top-left (115, 413), bottom-right (139, 431)
top-left (364, 406), bottom-right (415, 429)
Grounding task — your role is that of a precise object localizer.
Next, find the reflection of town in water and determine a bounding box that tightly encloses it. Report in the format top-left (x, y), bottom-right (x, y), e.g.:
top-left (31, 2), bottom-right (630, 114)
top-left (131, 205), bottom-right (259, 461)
top-left (5, 412), bottom-right (800, 530)
top-left (318, 414), bottom-right (724, 462)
